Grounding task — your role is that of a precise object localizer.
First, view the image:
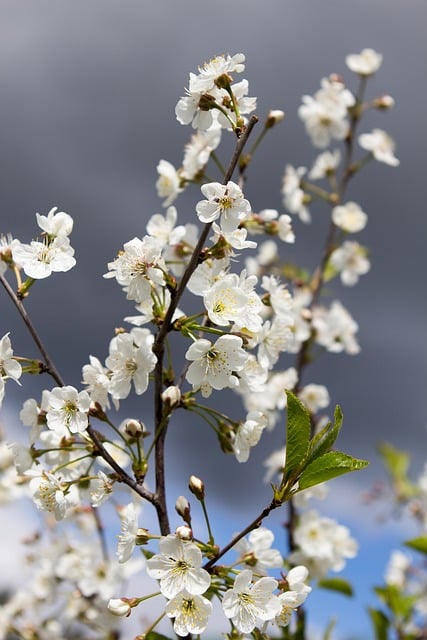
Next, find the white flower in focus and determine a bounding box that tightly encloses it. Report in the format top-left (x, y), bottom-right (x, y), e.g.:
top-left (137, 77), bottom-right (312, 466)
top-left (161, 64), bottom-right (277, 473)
top-left (185, 335), bottom-right (247, 398)
top-left (275, 565), bottom-right (311, 627)
top-left (28, 470), bottom-right (79, 521)
top-left (106, 330), bottom-right (156, 399)
top-left (222, 569), bottom-right (281, 634)
top-left (146, 534), bottom-right (211, 598)
top-left (309, 149), bottom-right (341, 180)
top-left (332, 201), bottom-right (367, 233)
top-left (203, 273), bottom-right (249, 327)
top-left (36, 206), bottom-right (73, 237)
top-left (117, 503), bottom-right (140, 563)
top-left (312, 301), bottom-right (360, 355)
top-left (233, 411), bottom-right (268, 463)
top-left (190, 53), bottom-right (246, 93)
top-left (211, 222), bottom-right (257, 252)
top-left (104, 236), bottom-right (165, 303)
top-left (11, 236), bottom-right (76, 279)
top-left (146, 206), bottom-right (185, 248)
top-left (329, 241), bottom-right (371, 286)
top-left (234, 527), bottom-right (283, 575)
top-left (45, 386), bottom-right (90, 434)
top-left (346, 48), bottom-right (383, 75)
top-left (358, 128), bottom-right (399, 166)
top-left (196, 181), bottom-right (251, 231)
top-left (156, 160), bottom-right (182, 207)
top-left (82, 355), bottom-right (115, 411)
top-left (165, 590), bottom-right (212, 637)
top-left (298, 384), bottom-right (330, 414)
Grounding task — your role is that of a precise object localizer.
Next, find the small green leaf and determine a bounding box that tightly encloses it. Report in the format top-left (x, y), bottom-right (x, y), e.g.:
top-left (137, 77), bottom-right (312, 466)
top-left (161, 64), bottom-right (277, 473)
top-left (298, 451), bottom-right (369, 490)
top-left (145, 633), bottom-right (174, 640)
top-left (378, 442), bottom-right (409, 480)
top-left (284, 391), bottom-right (311, 477)
top-left (368, 607), bottom-right (390, 640)
top-left (322, 618), bottom-right (336, 640)
top-left (318, 577), bottom-right (353, 596)
top-left (308, 404), bottom-right (343, 463)
top-left (405, 535), bottom-right (427, 555)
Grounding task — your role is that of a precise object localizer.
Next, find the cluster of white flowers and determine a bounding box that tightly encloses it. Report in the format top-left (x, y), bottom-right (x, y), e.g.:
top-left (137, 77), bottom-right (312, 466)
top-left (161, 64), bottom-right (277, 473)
top-left (0, 48), bottom-right (403, 639)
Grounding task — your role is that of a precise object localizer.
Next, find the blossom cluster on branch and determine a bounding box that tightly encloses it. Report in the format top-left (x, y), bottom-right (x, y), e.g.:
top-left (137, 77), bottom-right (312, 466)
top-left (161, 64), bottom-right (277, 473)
top-left (0, 48), bottom-right (416, 640)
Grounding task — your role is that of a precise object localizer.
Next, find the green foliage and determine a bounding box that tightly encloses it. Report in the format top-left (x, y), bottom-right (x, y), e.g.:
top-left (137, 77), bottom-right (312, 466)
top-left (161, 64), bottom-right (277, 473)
top-left (377, 442), bottom-right (417, 501)
top-left (404, 535), bottom-right (427, 555)
top-left (317, 577), bottom-right (354, 597)
top-left (276, 392), bottom-right (368, 502)
top-left (368, 607), bottom-right (390, 640)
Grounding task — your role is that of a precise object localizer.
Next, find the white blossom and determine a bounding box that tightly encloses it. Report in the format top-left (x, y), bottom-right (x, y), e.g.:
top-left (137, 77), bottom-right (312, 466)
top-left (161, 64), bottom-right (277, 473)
top-left (346, 48), bottom-right (383, 75)
top-left (28, 470), bottom-right (79, 521)
top-left (203, 273), bottom-right (249, 327)
top-left (36, 206), bottom-right (73, 237)
top-left (222, 569), bottom-right (281, 634)
top-left (298, 384), bottom-right (330, 414)
top-left (185, 335), bottom-right (247, 398)
top-left (329, 241), bottom-right (370, 285)
top-left (233, 527), bottom-right (283, 575)
top-left (116, 503), bottom-right (140, 563)
top-left (146, 534), bottom-right (211, 598)
top-left (233, 411), bottom-right (268, 463)
top-left (106, 330), bottom-right (156, 400)
top-left (282, 165), bottom-right (310, 223)
top-left (359, 128), bottom-right (399, 166)
top-left (45, 385), bottom-right (91, 434)
top-left (332, 201), bottom-right (367, 233)
top-left (156, 160), bottom-right (182, 207)
top-left (165, 590), bottom-right (212, 637)
top-left (309, 149), bottom-right (341, 180)
top-left (312, 301), bottom-right (360, 355)
top-left (196, 181), bottom-right (251, 231)
top-left (11, 236), bottom-right (76, 279)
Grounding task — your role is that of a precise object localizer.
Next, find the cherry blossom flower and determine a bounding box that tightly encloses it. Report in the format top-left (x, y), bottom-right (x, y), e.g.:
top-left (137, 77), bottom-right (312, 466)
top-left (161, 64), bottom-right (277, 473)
top-left (104, 236), bottom-right (165, 303)
top-left (182, 126), bottom-right (222, 180)
top-left (156, 160), bottom-right (183, 207)
top-left (82, 355), bottom-right (115, 411)
top-left (298, 76), bottom-right (355, 148)
top-left (107, 598), bottom-right (131, 617)
top-left (45, 385), bottom-right (91, 434)
top-left (190, 53), bottom-right (246, 93)
top-left (312, 300), bottom-right (360, 355)
top-left (28, 470), bottom-right (80, 521)
top-left (36, 206), bottom-right (73, 237)
top-left (185, 335), bottom-right (248, 398)
top-left (0, 233), bottom-right (14, 275)
top-left (298, 383), bottom-right (330, 414)
top-left (116, 503), bottom-right (140, 563)
top-left (346, 48), bottom-right (383, 75)
top-left (233, 527), bottom-right (283, 575)
top-left (359, 128), bottom-right (399, 166)
top-left (165, 590), bottom-right (212, 637)
top-left (106, 330), bottom-right (157, 400)
top-left (196, 181), bottom-right (251, 231)
top-left (90, 470), bottom-right (114, 508)
top-left (331, 201), bottom-right (368, 233)
top-left (0, 333), bottom-right (22, 409)
top-left (309, 149), bottom-right (341, 180)
top-left (11, 236), bottom-right (76, 279)
top-left (275, 566), bottom-right (311, 627)
top-left (146, 534), bottom-right (211, 598)
top-left (222, 569), bottom-right (281, 634)
top-left (282, 165), bottom-right (310, 223)
top-left (233, 411), bottom-right (268, 463)
top-left (329, 240), bottom-right (370, 285)
top-left (203, 273), bottom-right (249, 326)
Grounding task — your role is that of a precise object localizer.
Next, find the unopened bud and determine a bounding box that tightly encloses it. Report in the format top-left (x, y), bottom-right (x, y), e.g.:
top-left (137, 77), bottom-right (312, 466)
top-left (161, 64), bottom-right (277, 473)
top-left (175, 525), bottom-right (193, 540)
top-left (265, 109), bottom-right (285, 129)
top-left (161, 385), bottom-right (181, 407)
top-left (123, 419), bottom-right (145, 439)
top-left (189, 475), bottom-right (205, 500)
top-left (374, 94), bottom-right (395, 110)
top-left (175, 495), bottom-right (191, 523)
top-left (107, 598), bottom-right (132, 617)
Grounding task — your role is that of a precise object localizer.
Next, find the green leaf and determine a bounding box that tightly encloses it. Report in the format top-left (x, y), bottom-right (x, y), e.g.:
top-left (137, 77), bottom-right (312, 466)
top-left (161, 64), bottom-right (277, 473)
top-left (368, 607), bottom-right (390, 640)
top-left (298, 451), bottom-right (369, 490)
top-left (322, 618), bottom-right (336, 640)
top-left (308, 404), bottom-right (343, 463)
top-left (318, 577), bottom-right (353, 596)
top-left (378, 442), bottom-right (409, 481)
top-left (374, 585), bottom-right (418, 619)
top-left (145, 633), bottom-right (173, 640)
top-left (284, 391), bottom-right (311, 477)
top-left (405, 535), bottom-right (427, 555)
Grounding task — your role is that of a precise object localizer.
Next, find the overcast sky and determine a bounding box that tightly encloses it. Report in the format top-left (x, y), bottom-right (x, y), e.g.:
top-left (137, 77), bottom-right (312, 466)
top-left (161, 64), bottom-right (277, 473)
top-left (1, 2), bottom-right (426, 638)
